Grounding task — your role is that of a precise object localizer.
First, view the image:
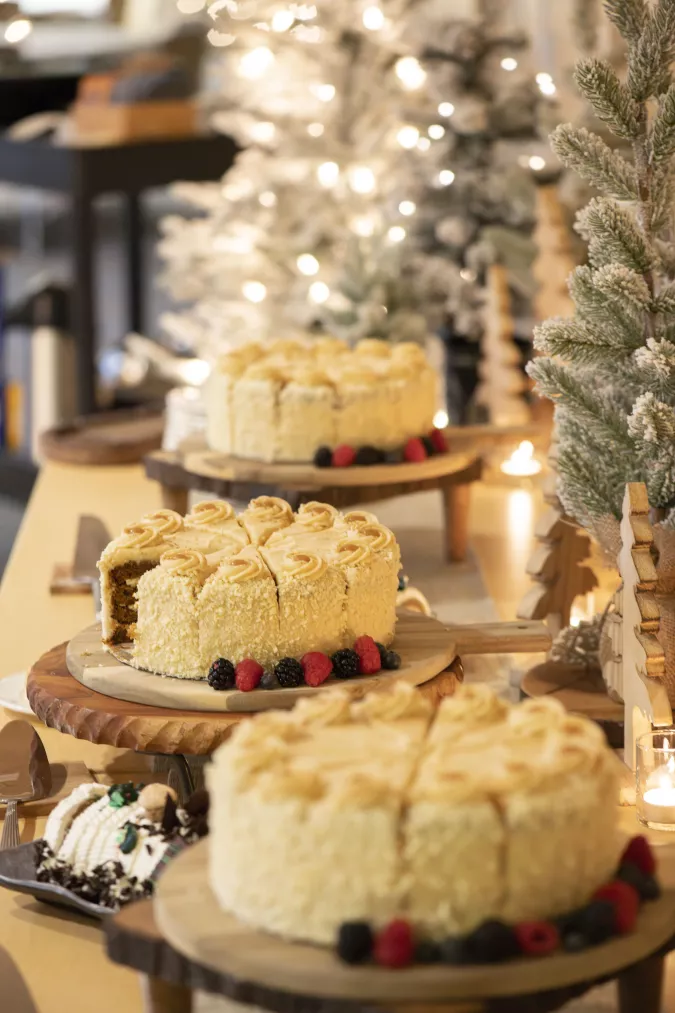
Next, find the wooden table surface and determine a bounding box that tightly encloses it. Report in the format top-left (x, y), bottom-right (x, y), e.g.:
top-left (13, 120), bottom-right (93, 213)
top-left (0, 463), bottom-right (660, 1013)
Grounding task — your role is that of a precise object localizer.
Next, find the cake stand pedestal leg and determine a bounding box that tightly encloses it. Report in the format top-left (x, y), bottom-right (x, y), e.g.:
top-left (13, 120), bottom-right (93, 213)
top-left (149, 754), bottom-right (196, 803)
top-left (140, 975), bottom-right (192, 1013)
top-left (160, 485), bottom-right (189, 515)
top-left (441, 480), bottom-right (471, 563)
top-left (617, 953), bottom-right (664, 1013)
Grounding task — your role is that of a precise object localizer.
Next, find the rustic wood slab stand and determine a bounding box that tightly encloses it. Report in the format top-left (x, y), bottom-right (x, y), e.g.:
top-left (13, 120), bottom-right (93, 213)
top-left (144, 442), bottom-right (483, 563)
top-left (106, 840), bottom-right (675, 1013)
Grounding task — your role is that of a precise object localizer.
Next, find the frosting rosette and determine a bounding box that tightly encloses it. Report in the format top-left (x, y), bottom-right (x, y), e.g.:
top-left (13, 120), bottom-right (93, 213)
top-left (245, 364), bottom-right (287, 384)
top-left (296, 501), bottom-right (338, 529)
top-left (341, 510), bottom-right (378, 528)
top-left (392, 341), bottom-right (427, 364)
top-left (290, 368), bottom-right (333, 388)
top-left (282, 551), bottom-right (327, 581)
top-left (267, 338), bottom-right (307, 357)
top-left (248, 496), bottom-right (293, 522)
top-left (352, 682), bottom-right (431, 722)
top-left (142, 510), bottom-right (184, 536)
top-left (312, 337), bottom-right (348, 357)
top-left (328, 771), bottom-right (398, 810)
top-left (215, 356), bottom-right (247, 379)
top-left (338, 368), bottom-right (378, 387)
top-left (359, 523), bottom-right (395, 552)
top-left (187, 500), bottom-right (235, 526)
top-left (435, 685), bottom-right (509, 729)
top-left (160, 549), bottom-right (210, 578)
top-left (118, 524), bottom-right (165, 550)
top-left (355, 338), bottom-right (391, 358)
top-left (217, 553), bottom-right (266, 584)
top-left (294, 691), bottom-right (353, 726)
top-left (334, 538), bottom-right (371, 566)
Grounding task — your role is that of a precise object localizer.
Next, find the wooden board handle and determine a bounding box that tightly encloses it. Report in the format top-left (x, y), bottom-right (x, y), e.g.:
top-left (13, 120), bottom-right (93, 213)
top-left (448, 621), bottom-right (551, 656)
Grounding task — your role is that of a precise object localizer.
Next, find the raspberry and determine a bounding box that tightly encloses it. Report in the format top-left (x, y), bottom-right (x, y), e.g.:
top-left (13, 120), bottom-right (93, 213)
top-left (354, 635), bottom-right (382, 675)
top-left (593, 880), bottom-right (639, 934)
top-left (313, 446), bottom-right (332, 468)
top-left (430, 428), bottom-right (448, 453)
top-left (621, 835), bottom-right (656, 877)
top-left (332, 444), bottom-right (356, 467)
top-left (207, 658), bottom-right (235, 690)
top-left (374, 919), bottom-right (413, 968)
top-left (301, 652), bottom-right (333, 687)
top-left (235, 659), bottom-right (264, 692)
top-left (337, 922), bottom-right (373, 964)
top-left (403, 437), bottom-right (427, 463)
top-left (514, 921), bottom-right (560, 957)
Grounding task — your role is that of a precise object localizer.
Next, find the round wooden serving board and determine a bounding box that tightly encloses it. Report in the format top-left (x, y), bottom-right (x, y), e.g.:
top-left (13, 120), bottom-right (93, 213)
top-left (65, 614), bottom-right (456, 714)
top-left (154, 839), bottom-right (675, 1005)
top-left (27, 635), bottom-right (462, 757)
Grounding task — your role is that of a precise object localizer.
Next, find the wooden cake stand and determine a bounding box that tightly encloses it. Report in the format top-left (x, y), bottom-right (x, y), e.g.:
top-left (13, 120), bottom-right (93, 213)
top-left (144, 440), bottom-right (482, 562)
top-left (27, 615), bottom-right (550, 795)
top-left (106, 839), bottom-right (675, 1013)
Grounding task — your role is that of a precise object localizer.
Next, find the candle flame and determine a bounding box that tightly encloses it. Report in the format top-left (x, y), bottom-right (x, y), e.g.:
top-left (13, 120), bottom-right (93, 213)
top-left (500, 441), bottom-right (542, 478)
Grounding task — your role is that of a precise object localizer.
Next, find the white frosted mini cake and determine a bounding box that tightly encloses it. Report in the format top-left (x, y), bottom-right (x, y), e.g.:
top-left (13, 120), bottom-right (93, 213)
top-left (98, 497), bottom-right (400, 679)
top-left (205, 337), bottom-right (439, 462)
top-left (207, 684), bottom-right (622, 944)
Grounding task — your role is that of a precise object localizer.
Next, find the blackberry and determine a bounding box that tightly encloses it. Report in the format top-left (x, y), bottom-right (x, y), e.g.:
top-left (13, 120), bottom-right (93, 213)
top-left (208, 658), bottom-right (236, 690)
top-left (618, 863), bottom-right (661, 901)
top-left (355, 445), bottom-right (382, 466)
top-left (274, 657), bottom-right (304, 688)
top-left (464, 920), bottom-right (519, 963)
top-left (439, 936), bottom-right (471, 965)
top-left (414, 940), bottom-right (441, 964)
top-left (331, 649), bottom-right (360, 679)
top-left (260, 669), bottom-right (279, 690)
top-left (421, 435), bottom-right (436, 457)
top-left (384, 447), bottom-right (404, 464)
top-left (382, 650), bottom-right (401, 670)
top-left (374, 641), bottom-right (387, 664)
top-left (576, 900), bottom-right (615, 945)
top-left (313, 445), bottom-right (333, 468)
top-left (337, 921), bottom-right (373, 964)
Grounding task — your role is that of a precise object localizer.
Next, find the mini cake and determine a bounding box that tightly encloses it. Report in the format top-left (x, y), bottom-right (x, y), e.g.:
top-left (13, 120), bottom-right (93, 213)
top-left (207, 684), bottom-right (621, 944)
top-left (37, 782), bottom-right (208, 909)
top-left (205, 337), bottom-right (439, 462)
top-left (98, 497), bottom-right (401, 677)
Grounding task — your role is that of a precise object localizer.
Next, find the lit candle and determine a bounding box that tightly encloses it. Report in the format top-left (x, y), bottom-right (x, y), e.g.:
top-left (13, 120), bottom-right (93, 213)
top-left (500, 441), bottom-right (542, 477)
top-left (637, 733), bottom-right (675, 830)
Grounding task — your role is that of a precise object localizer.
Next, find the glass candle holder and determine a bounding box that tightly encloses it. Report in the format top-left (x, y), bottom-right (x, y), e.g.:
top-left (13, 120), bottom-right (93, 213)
top-left (636, 729), bottom-right (675, 830)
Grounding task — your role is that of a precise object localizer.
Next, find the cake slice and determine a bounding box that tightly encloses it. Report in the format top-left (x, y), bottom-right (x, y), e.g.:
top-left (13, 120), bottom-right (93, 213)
top-left (133, 549), bottom-right (215, 678)
top-left (233, 364), bottom-right (285, 462)
top-left (261, 545), bottom-right (347, 658)
top-left (239, 496), bottom-right (293, 546)
top-left (331, 536), bottom-right (397, 645)
top-left (276, 370), bottom-right (336, 461)
top-left (185, 500), bottom-right (250, 552)
top-left (200, 545), bottom-right (281, 669)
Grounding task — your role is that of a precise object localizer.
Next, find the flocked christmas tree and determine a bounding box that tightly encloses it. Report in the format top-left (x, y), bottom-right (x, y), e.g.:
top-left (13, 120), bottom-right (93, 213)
top-left (160, 0), bottom-right (463, 360)
top-left (529, 0), bottom-right (675, 535)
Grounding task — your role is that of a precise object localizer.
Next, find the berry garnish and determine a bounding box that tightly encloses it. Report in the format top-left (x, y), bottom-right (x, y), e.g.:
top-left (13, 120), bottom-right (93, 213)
top-left (382, 650), bottom-right (401, 670)
top-left (301, 651), bottom-right (333, 687)
top-left (332, 444), bottom-right (356, 468)
top-left (374, 919), bottom-right (413, 968)
top-left (576, 900), bottom-right (616, 945)
top-left (414, 940), bottom-right (441, 963)
top-left (617, 863), bottom-right (661, 901)
top-left (421, 435), bottom-right (436, 457)
top-left (562, 930), bottom-right (588, 953)
top-left (429, 428), bottom-right (448, 453)
top-left (439, 936), bottom-right (472, 965)
top-left (313, 446), bottom-right (333, 468)
top-left (235, 659), bottom-right (263, 692)
top-left (374, 642), bottom-right (387, 663)
top-left (259, 670), bottom-right (279, 690)
top-left (355, 445), bottom-right (383, 466)
top-left (621, 835), bottom-right (656, 877)
top-left (464, 920), bottom-right (520, 963)
top-left (274, 657), bottom-right (304, 688)
top-left (207, 658), bottom-right (236, 690)
top-left (514, 921), bottom-right (559, 957)
top-left (397, 573), bottom-right (407, 591)
top-left (403, 437), bottom-right (427, 463)
top-left (337, 921), bottom-right (373, 964)
top-left (331, 648), bottom-right (360, 678)
top-left (354, 635), bottom-right (382, 675)
top-left (384, 447), bottom-right (404, 464)
top-left (593, 880), bottom-right (640, 934)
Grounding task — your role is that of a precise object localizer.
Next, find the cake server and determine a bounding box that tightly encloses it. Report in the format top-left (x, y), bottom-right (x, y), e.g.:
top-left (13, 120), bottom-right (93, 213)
top-left (0, 722), bottom-right (51, 851)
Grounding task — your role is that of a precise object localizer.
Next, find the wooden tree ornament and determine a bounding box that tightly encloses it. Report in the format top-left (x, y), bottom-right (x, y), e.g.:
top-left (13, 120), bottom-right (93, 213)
top-left (532, 185), bottom-right (576, 324)
top-left (612, 484), bottom-right (671, 768)
top-left (517, 466), bottom-right (597, 638)
top-left (475, 263), bottom-right (531, 427)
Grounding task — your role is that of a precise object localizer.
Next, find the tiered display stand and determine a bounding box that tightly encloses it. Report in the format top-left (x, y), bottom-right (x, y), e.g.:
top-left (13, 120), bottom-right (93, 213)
top-left (106, 840), bottom-right (675, 1013)
top-left (144, 441), bottom-right (483, 562)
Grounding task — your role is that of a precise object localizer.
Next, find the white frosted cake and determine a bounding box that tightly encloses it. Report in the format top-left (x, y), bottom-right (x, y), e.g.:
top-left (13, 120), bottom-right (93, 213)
top-left (205, 337), bottom-right (439, 462)
top-left (207, 684), bottom-right (621, 944)
top-left (37, 782), bottom-right (208, 909)
top-left (98, 498), bottom-right (400, 678)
